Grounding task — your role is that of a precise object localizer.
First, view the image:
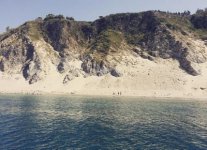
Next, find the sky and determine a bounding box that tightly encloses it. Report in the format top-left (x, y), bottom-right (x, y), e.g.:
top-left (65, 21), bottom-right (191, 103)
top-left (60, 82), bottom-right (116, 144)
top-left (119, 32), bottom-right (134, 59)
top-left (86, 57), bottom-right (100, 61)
top-left (0, 0), bottom-right (207, 33)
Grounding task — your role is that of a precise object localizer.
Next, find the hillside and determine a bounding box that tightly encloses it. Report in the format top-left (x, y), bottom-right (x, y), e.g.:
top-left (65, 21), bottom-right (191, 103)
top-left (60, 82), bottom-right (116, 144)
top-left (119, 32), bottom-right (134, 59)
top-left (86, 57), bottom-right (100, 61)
top-left (0, 10), bottom-right (207, 97)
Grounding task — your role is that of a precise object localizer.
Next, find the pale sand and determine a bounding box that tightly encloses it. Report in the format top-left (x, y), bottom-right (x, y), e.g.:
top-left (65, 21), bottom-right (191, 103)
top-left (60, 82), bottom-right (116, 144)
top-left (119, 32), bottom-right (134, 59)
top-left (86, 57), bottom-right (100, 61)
top-left (0, 56), bottom-right (207, 99)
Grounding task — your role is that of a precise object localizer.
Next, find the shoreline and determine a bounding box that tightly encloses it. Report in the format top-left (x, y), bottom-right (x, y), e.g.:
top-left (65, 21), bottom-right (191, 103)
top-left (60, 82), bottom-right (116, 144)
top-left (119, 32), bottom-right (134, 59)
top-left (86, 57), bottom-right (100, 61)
top-left (0, 90), bottom-right (206, 101)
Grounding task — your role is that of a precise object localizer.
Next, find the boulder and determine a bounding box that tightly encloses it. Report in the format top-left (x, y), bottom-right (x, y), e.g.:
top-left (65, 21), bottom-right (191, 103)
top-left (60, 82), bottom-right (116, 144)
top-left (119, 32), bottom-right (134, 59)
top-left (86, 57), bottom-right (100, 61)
top-left (63, 74), bottom-right (74, 84)
top-left (81, 58), bottom-right (109, 76)
top-left (111, 68), bottom-right (123, 77)
top-left (29, 73), bottom-right (41, 84)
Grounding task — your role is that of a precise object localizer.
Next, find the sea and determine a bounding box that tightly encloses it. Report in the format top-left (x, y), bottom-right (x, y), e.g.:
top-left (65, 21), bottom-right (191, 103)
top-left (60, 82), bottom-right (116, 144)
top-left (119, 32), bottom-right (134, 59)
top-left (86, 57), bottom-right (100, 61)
top-left (0, 94), bottom-right (207, 149)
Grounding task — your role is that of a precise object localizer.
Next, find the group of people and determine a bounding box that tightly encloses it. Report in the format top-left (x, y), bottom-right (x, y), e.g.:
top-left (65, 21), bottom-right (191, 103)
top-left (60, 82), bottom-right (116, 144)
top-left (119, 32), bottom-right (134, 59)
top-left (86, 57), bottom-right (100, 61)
top-left (113, 92), bottom-right (122, 96)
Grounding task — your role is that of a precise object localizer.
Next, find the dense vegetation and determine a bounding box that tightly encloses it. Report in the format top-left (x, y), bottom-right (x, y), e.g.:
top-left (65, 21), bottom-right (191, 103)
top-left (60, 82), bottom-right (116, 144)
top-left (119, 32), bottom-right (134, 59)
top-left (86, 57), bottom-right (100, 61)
top-left (191, 9), bottom-right (207, 29)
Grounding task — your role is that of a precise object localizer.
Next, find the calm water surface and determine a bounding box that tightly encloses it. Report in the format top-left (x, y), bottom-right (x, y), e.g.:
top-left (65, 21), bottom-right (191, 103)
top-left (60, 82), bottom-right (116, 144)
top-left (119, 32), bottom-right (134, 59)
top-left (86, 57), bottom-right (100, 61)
top-left (0, 95), bottom-right (207, 149)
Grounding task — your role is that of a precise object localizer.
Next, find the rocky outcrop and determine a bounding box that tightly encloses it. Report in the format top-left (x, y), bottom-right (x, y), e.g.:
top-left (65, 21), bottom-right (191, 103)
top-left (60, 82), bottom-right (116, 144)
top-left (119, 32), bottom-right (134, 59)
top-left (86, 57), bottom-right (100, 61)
top-left (0, 10), bottom-right (207, 84)
top-left (110, 68), bottom-right (123, 77)
top-left (63, 74), bottom-right (74, 84)
top-left (0, 33), bottom-right (29, 73)
top-left (22, 56), bottom-right (43, 84)
top-left (133, 47), bottom-right (155, 61)
top-left (63, 66), bottom-right (83, 84)
top-left (81, 57), bottom-right (109, 76)
top-left (133, 25), bottom-right (199, 75)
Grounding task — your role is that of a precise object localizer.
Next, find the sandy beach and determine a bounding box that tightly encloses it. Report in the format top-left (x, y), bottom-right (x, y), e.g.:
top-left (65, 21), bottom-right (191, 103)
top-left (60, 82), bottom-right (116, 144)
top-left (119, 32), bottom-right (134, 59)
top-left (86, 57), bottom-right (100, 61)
top-left (0, 56), bottom-right (207, 99)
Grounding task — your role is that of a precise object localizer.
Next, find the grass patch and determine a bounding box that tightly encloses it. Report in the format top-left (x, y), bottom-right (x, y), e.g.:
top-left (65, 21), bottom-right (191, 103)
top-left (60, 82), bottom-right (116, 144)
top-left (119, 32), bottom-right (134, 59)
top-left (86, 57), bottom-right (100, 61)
top-left (156, 13), bottom-right (207, 40)
top-left (27, 22), bottom-right (42, 41)
top-left (125, 33), bottom-right (145, 45)
top-left (91, 29), bottom-right (123, 54)
top-left (159, 15), bottom-right (193, 33)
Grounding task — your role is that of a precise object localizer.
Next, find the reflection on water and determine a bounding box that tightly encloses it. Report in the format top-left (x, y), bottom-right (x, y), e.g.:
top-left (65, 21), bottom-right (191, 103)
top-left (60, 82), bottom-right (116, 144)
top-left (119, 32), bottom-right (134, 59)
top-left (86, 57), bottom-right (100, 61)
top-left (0, 95), bottom-right (207, 149)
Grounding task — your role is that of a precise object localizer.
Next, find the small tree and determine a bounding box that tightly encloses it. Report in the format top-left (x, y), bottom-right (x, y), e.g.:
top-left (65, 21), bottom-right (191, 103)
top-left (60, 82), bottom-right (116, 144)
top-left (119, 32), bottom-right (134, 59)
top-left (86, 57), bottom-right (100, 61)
top-left (46, 14), bottom-right (55, 18)
top-left (66, 17), bottom-right (75, 21)
top-left (6, 26), bottom-right (10, 32)
top-left (56, 15), bottom-right (65, 20)
top-left (44, 14), bottom-right (55, 21)
top-left (35, 17), bottom-right (43, 22)
top-left (183, 11), bottom-right (191, 16)
top-left (99, 16), bottom-right (104, 19)
top-left (196, 9), bottom-right (204, 15)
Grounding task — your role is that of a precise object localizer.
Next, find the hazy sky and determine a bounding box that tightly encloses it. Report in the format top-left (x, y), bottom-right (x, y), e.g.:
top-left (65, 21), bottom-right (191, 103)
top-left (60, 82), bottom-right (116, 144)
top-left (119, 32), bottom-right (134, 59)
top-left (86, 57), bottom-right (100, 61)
top-left (0, 0), bottom-right (207, 33)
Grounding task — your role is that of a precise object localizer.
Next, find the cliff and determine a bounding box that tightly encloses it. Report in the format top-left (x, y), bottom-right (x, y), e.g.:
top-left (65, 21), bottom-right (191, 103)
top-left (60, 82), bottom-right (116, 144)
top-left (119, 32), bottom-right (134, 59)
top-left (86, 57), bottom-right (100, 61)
top-left (0, 10), bottom-right (207, 97)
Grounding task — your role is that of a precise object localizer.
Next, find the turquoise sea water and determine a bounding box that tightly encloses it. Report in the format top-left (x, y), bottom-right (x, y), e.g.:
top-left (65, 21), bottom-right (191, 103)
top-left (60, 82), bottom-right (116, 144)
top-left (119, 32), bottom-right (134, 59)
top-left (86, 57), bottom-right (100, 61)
top-left (0, 95), bottom-right (207, 149)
